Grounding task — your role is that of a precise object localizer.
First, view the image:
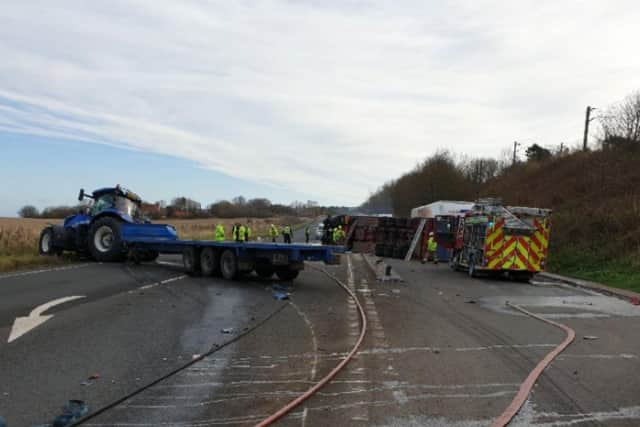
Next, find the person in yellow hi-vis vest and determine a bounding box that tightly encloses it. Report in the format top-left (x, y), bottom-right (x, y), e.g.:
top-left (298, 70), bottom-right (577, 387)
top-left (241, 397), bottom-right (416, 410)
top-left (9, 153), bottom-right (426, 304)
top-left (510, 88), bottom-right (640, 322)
top-left (215, 224), bottom-right (225, 241)
top-left (269, 224), bottom-right (279, 242)
top-left (245, 223), bottom-right (252, 241)
top-left (238, 224), bottom-right (247, 242)
top-left (422, 231), bottom-right (438, 264)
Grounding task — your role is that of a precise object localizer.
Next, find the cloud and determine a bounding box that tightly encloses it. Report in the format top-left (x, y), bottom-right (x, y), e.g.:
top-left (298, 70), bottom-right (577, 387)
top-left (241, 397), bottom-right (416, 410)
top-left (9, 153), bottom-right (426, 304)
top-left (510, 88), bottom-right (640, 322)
top-left (1, 0), bottom-right (640, 204)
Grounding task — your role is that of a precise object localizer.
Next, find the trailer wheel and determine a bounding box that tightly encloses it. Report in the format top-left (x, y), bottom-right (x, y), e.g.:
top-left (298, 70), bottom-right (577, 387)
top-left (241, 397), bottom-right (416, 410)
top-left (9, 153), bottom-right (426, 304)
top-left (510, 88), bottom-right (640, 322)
top-left (255, 263), bottom-right (274, 279)
top-left (182, 247), bottom-right (201, 275)
top-left (200, 247), bottom-right (219, 277)
top-left (88, 217), bottom-right (126, 262)
top-left (276, 268), bottom-right (299, 281)
top-left (220, 249), bottom-right (239, 280)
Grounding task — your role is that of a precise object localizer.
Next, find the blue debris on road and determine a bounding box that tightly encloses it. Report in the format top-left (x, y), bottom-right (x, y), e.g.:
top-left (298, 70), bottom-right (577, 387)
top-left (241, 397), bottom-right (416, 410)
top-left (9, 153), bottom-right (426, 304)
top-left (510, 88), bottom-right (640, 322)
top-left (51, 400), bottom-right (89, 427)
top-left (272, 291), bottom-right (290, 300)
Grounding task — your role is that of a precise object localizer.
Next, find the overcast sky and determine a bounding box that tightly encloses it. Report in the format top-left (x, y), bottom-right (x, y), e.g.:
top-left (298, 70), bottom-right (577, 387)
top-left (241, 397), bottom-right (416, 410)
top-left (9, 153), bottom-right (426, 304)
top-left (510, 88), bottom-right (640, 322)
top-left (1, 1), bottom-right (640, 215)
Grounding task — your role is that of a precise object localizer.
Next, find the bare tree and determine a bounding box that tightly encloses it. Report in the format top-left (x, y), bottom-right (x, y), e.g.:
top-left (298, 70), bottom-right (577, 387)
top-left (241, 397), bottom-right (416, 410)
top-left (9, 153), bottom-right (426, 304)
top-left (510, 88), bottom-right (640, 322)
top-left (18, 205), bottom-right (39, 218)
top-left (601, 91), bottom-right (640, 144)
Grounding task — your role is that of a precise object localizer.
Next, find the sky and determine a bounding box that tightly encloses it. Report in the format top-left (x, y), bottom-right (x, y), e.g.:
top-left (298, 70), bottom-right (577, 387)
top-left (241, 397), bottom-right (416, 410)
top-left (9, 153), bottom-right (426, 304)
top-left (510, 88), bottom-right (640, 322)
top-left (1, 0), bottom-right (640, 216)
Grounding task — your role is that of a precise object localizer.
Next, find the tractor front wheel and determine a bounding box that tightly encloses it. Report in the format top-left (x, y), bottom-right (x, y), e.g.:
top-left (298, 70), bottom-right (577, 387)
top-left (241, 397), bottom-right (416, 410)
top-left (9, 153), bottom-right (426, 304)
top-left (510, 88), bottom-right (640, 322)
top-left (88, 217), bottom-right (126, 262)
top-left (39, 227), bottom-right (60, 255)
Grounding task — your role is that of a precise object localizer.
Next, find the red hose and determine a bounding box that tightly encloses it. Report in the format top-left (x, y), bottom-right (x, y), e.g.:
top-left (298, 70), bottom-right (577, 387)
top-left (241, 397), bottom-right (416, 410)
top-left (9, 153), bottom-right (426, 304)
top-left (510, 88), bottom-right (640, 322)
top-left (491, 302), bottom-right (576, 427)
top-left (255, 263), bottom-right (367, 427)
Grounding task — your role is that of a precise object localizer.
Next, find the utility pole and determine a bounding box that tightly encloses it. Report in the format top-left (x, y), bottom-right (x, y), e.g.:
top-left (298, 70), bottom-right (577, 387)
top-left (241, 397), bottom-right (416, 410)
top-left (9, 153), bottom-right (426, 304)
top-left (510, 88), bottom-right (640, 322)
top-left (583, 106), bottom-right (594, 151)
top-left (513, 141), bottom-right (520, 165)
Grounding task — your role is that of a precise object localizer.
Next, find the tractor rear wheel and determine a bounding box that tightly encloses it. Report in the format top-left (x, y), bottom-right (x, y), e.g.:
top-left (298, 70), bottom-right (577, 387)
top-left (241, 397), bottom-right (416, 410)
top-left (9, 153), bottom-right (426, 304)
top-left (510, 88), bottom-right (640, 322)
top-left (88, 217), bottom-right (126, 262)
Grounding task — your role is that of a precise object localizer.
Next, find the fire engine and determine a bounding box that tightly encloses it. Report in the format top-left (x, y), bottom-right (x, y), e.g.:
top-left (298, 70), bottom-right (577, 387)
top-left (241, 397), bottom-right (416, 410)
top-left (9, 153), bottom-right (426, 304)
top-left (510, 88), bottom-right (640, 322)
top-left (450, 198), bottom-right (551, 281)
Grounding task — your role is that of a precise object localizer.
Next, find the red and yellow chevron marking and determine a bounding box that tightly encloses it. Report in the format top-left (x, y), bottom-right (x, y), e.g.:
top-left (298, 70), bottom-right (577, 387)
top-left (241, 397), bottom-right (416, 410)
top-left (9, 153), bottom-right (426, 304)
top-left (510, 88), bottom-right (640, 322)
top-left (481, 216), bottom-right (550, 273)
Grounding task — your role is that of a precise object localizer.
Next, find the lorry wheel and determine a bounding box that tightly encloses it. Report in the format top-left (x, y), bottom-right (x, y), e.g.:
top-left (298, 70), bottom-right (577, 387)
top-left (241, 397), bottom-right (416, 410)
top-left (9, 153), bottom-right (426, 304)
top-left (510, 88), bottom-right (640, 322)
top-left (200, 248), bottom-right (219, 277)
top-left (183, 247), bottom-right (201, 275)
top-left (276, 268), bottom-right (299, 281)
top-left (88, 217), bottom-right (125, 262)
top-left (220, 249), bottom-right (239, 280)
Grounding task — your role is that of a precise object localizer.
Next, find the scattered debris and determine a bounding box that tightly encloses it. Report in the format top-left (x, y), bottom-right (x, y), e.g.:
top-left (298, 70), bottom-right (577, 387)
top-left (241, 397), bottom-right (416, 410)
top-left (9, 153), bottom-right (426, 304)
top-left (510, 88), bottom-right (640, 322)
top-left (215, 292), bottom-right (222, 296)
top-left (271, 284), bottom-right (290, 292)
top-left (272, 291), bottom-right (289, 300)
top-left (88, 373), bottom-right (100, 381)
top-left (392, 289), bottom-right (400, 294)
top-left (455, 293), bottom-right (460, 297)
top-left (465, 299), bottom-right (477, 304)
top-left (630, 297), bottom-right (640, 306)
top-left (433, 349), bottom-right (441, 354)
top-left (583, 335), bottom-right (599, 340)
top-left (438, 291), bottom-right (443, 296)
top-left (573, 370), bottom-right (579, 375)
top-left (50, 400), bottom-right (89, 427)
top-left (221, 327), bottom-right (234, 334)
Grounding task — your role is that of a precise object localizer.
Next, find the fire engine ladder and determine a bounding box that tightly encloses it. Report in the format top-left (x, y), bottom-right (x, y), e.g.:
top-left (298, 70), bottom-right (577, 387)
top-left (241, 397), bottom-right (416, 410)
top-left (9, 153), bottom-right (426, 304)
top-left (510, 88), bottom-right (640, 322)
top-left (404, 218), bottom-right (427, 262)
top-left (499, 206), bottom-right (535, 231)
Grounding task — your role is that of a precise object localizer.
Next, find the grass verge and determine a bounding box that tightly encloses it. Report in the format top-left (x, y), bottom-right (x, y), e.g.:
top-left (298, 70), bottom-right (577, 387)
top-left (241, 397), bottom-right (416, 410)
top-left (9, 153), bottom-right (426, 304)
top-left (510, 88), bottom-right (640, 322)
top-left (548, 247), bottom-right (640, 294)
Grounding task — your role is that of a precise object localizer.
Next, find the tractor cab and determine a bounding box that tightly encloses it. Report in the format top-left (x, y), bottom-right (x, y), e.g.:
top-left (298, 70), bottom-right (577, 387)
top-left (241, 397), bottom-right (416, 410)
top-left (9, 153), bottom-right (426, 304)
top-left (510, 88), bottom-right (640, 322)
top-left (80, 186), bottom-right (142, 219)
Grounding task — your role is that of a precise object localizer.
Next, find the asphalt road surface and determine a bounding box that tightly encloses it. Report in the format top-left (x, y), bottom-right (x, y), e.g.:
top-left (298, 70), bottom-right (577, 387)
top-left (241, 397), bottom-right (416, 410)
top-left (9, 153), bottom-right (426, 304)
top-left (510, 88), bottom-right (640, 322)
top-left (1, 234), bottom-right (640, 426)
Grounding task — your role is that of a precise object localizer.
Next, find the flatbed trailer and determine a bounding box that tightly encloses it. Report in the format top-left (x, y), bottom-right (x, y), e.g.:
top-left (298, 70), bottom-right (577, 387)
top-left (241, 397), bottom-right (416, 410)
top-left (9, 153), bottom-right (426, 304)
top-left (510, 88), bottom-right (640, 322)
top-left (121, 223), bottom-right (342, 281)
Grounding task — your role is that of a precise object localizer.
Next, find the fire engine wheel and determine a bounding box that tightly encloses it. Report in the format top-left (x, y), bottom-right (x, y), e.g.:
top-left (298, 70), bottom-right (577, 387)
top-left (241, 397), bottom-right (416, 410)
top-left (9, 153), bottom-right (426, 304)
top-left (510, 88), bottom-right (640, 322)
top-left (276, 268), bottom-right (299, 281)
top-left (182, 247), bottom-right (201, 275)
top-left (88, 217), bottom-right (126, 262)
top-left (220, 249), bottom-right (239, 280)
top-left (468, 257), bottom-right (478, 278)
top-left (200, 247), bottom-right (219, 277)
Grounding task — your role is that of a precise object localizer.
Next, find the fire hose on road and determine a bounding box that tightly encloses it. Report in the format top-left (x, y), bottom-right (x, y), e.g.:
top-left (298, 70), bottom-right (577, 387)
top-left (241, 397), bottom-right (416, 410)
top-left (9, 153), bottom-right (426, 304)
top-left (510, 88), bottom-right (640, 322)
top-left (491, 302), bottom-right (576, 427)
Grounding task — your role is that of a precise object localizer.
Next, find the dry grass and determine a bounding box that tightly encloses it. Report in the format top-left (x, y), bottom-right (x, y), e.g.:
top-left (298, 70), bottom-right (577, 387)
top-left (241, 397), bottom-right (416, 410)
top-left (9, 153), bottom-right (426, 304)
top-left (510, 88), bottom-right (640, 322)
top-left (0, 216), bottom-right (310, 272)
top-left (0, 218), bottom-right (66, 271)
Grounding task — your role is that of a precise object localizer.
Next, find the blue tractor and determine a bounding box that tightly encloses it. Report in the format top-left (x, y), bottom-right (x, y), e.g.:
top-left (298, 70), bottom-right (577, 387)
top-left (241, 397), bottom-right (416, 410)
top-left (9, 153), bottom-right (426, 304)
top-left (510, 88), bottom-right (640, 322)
top-left (38, 186), bottom-right (168, 262)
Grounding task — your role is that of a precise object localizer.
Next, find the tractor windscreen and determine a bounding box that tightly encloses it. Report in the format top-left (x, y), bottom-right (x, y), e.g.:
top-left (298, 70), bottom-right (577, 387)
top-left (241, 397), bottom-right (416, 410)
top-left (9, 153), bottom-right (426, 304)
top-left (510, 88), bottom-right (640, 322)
top-left (114, 196), bottom-right (139, 218)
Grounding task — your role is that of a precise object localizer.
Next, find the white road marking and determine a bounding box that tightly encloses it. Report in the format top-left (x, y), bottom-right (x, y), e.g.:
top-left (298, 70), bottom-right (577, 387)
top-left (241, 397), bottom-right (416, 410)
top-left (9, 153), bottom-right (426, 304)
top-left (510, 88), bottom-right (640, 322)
top-left (155, 260), bottom-right (183, 268)
top-left (0, 263), bottom-right (91, 280)
top-left (8, 295), bottom-right (85, 343)
top-left (131, 275), bottom-right (187, 292)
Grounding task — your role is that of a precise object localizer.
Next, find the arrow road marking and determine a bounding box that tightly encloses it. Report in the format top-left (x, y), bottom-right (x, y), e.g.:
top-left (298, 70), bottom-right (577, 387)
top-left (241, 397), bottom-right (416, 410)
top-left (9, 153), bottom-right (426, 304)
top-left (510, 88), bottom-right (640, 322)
top-left (8, 295), bottom-right (85, 343)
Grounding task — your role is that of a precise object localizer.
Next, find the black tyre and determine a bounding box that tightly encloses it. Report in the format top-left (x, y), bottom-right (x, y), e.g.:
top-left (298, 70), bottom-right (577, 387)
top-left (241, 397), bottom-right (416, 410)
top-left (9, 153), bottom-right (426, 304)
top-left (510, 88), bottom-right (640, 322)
top-left (88, 217), bottom-right (126, 262)
top-left (220, 249), bottom-right (239, 280)
top-left (38, 227), bottom-right (58, 255)
top-left (468, 256), bottom-right (478, 278)
top-left (183, 247), bottom-right (201, 275)
top-left (276, 268), bottom-right (299, 281)
top-left (141, 250), bottom-right (159, 262)
top-left (255, 262), bottom-right (275, 278)
top-left (200, 247), bottom-right (219, 277)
